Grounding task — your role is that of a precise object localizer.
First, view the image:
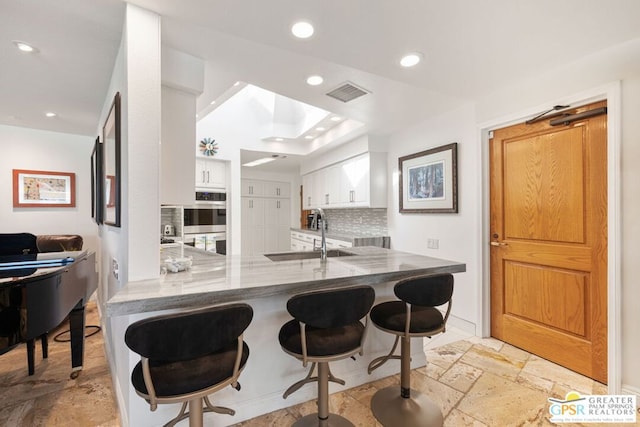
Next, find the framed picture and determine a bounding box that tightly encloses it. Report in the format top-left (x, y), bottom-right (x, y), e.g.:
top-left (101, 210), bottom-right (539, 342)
top-left (103, 92), bottom-right (121, 227)
top-left (90, 137), bottom-right (103, 224)
top-left (12, 169), bottom-right (76, 208)
top-left (398, 142), bottom-right (458, 213)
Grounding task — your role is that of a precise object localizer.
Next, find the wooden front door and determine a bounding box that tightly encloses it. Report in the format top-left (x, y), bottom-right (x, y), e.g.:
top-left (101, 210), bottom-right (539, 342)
top-left (490, 101), bottom-right (608, 383)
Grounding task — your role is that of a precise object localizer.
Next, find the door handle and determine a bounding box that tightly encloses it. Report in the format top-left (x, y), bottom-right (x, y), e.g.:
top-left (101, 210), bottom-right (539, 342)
top-left (490, 241), bottom-right (508, 247)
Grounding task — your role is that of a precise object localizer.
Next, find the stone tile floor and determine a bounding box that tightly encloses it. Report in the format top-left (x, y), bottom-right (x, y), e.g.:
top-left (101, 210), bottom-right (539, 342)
top-left (1, 304), bottom-right (634, 426)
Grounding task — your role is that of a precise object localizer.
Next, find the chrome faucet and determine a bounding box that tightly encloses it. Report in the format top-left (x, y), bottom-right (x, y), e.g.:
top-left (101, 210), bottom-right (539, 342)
top-left (312, 208), bottom-right (327, 262)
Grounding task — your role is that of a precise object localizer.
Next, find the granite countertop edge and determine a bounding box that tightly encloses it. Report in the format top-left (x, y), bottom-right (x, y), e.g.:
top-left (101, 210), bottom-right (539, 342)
top-left (106, 247), bottom-right (465, 317)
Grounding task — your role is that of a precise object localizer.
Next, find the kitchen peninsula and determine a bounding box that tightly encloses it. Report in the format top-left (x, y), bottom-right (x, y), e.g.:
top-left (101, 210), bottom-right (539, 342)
top-left (106, 247), bottom-right (465, 426)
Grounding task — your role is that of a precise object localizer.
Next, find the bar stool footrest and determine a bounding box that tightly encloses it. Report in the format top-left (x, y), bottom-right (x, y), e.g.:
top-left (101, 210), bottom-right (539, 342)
top-left (371, 386), bottom-right (443, 427)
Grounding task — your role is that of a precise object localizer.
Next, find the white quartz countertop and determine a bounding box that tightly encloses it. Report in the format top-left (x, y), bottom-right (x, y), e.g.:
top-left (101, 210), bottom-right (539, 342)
top-left (106, 246), bottom-right (465, 316)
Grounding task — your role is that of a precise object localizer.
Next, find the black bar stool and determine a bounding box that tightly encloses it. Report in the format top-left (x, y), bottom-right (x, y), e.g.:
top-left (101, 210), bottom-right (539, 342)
top-left (367, 274), bottom-right (454, 427)
top-left (279, 286), bottom-right (375, 427)
top-left (125, 303), bottom-right (253, 427)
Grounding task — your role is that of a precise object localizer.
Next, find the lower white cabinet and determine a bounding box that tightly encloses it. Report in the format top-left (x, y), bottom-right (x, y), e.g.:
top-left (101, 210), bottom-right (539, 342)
top-left (241, 180), bottom-right (291, 256)
top-left (290, 231), bottom-right (353, 251)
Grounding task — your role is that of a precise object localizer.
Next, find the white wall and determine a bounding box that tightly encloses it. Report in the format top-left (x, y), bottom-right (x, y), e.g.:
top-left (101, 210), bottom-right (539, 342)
top-left (98, 5), bottom-right (162, 426)
top-left (0, 124), bottom-right (98, 252)
top-left (161, 86), bottom-right (196, 205)
top-left (386, 103), bottom-right (479, 334)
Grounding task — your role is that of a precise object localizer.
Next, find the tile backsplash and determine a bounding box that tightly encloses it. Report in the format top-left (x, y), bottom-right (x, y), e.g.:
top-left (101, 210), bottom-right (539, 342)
top-left (324, 208), bottom-right (388, 236)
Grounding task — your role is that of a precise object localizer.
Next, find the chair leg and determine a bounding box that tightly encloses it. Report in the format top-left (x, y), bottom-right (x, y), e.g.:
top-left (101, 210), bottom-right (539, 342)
top-left (284, 362), bottom-right (346, 399)
top-left (164, 396), bottom-right (236, 427)
top-left (370, 335), bottom-right (444, 427)
top-left (188, 398), bottom-right (203, 427)
top-left (203, 395), bottom-right (235, 416)
top-left (368, 335), bottom-right (401, 374)
top-left (292, 362), bottom-right (354, 427)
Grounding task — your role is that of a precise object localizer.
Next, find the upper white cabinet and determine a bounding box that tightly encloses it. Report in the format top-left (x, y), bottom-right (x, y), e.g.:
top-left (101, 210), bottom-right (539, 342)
top-left (302, 152), bottom-right (387, 209)
top-left (264, 181), bottom-right (290, 198)
top-left (241, 179), bottom-right (264, 196)
top-left (195, 158), bottom-right (226, 189)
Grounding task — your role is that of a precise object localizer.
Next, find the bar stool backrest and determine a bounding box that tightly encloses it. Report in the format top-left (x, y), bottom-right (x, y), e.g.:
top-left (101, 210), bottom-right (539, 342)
top-left (125, 303), bottom-right (253, 362)
top-left (287, 286), bottom-right (375, 328)
top-left (394, 274), bottom-right (454, 308)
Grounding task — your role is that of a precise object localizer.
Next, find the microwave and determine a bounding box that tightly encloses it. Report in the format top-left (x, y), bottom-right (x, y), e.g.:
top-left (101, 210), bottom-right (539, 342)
top-left (183, 205), bottom-right (226, 234)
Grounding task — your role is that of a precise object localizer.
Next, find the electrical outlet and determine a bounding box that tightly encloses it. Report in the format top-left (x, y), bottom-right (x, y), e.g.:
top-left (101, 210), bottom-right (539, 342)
top-left (427, 239), bottom-right (439, 249)
top-left (112, 258), bottom-right (119, 281)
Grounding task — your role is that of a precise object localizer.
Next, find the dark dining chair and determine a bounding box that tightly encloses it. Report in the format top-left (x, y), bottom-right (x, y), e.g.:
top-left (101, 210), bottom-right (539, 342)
top-left (125, 303), bottom-right (253, 427)
top-left (367, 274), bottom-right (454, 427)
top-left (279, 285), bottom-right (375, 427)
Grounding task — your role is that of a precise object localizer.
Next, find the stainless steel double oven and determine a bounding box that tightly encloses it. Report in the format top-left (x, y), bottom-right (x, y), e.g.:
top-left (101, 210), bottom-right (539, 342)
top-left (183, 191), bottom-right (226, 254)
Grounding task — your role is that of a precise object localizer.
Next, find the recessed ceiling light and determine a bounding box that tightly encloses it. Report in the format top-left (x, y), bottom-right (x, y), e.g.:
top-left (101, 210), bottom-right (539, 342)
top-left (304, 135), bottom-right (314, 140)
top-left (45, 112), bottom-right (56, 118)
top-left (243, 157), bottom-right (278, 167)
top-left (306, 75), bottom-right (324, 86)
top-left (13, 41), bottom-right (38, 53)
top-left (210, 100), bottom-right (216, 105)
top-left (330, 116), bottom-right (342, 122)
top-left (291, 21), bottom-right (314, 39)
top-left (274, 138), bottom-right (284, 142)
top-left (233, 81), bottom-right (240, 87)
top-left (400, 52), bottom-right (422, 67)
top-left (315, 127), bottom-right (325, 131)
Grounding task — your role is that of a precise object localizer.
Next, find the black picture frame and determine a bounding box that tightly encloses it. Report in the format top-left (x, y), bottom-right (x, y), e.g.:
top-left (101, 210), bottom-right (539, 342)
top-left (90, 136), bottom-right (103, 224)
top-left (399, 142), bottom-right (458, 213)
top-left (102, 92), bottom-right (121, 227)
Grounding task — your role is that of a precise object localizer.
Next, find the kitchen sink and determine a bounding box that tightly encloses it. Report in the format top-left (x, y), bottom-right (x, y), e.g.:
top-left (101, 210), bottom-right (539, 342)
top-left (264, 249), bottom-right (355, 262)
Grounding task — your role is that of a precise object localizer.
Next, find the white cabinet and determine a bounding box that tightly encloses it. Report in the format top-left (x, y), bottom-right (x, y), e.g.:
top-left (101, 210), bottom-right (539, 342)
top-left (301, 152), bottom-right (387, 209)
top-left (241, 179), bottom-right (291, 256)
top-left (302, 174), bottom-right (314, 209)
top-left (241, 197), bottom-right (265, 255)
top-left (290, 231), bottom-right (315, 251)
top-left (241, 179), bottom-right (264, 196)
top-left (290, 230), bottom-right (353, 251)
top-left (264, 181), bottom-right (290, 198)
top-left (264, 198), bottom-right (290, 252)
top-left (195, 158), bottom-right (226, 189)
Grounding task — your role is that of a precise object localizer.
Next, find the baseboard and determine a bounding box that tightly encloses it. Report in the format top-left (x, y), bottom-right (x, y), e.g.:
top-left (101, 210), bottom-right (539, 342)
top-left (101, 318), bottom-right (128, 427)
top-left (621, 383), bottom-right (640, 400)
top-left (446, 314), bottom-right (476, 336)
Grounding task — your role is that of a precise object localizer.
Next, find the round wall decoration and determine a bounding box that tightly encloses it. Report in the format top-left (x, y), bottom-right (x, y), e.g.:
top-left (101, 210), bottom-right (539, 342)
top-left (199, 137), bottom-right (218, 156)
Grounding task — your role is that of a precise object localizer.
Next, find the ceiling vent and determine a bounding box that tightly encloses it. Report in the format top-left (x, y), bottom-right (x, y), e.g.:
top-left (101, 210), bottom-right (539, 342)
top-left (326, 81), bottom-right (369, 103)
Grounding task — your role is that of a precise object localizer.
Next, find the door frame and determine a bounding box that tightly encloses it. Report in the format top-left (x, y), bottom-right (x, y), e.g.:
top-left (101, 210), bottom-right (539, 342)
top-left (478, 81), bottom-right (622, 393)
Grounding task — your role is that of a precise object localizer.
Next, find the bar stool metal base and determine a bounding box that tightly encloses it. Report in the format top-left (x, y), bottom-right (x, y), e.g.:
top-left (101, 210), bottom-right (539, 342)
top-left (293, 413), bottom-right (354, 427)
top-left (371, 386), bottom-right (443, 427)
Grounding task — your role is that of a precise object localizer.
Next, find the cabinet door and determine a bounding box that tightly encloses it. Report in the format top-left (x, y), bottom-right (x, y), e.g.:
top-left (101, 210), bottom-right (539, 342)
top-left (241, 197), bottom-right (265, 255)
top-left (207, 160), bottom-right (226, 189)
top-left (302, 174), bottom-right (314, 209)
top-left (313, 169), bottom-right (330, 207)
top-left (342, 154), bottom-right (369, 205)
top-left (195, 159), bottom-right (207, 187)
top-left (241, 179), bottom-right (265, 196)
top-left (196, 159), bottom-right (226, 189)
top-left (264, 181), bottom-right (290, 198)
